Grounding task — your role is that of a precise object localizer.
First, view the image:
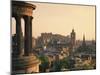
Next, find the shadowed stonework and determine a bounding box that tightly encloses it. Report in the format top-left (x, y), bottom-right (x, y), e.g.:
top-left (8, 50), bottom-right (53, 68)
top-left (12, 1), bottom-right (40, 74)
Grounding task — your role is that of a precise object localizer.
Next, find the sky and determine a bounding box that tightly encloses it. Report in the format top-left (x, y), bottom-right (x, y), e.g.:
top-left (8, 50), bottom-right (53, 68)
top-left (12, 2), bottom-right (96, 40)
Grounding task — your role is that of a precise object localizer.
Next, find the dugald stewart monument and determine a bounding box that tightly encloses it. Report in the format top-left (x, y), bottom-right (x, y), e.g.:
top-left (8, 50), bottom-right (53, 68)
top-left (12, 1), bottom-right (40, 74)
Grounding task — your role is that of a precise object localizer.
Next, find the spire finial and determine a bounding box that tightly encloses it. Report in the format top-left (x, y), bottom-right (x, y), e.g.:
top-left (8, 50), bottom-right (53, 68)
top-left (83, 34), bottom-right (85, 41)
top-left (72, 28), bottom-right (74, 32)
top-left (82, 34), bottom-right (86, 46)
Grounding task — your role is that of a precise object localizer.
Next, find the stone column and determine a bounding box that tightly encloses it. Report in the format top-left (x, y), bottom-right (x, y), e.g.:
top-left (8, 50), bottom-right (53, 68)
top-left (15, 15), bottom-right (23, 57)
top-left (30, 16), bottom-right (33, 54)
top-left (24, 16), bottom-right (33, 56)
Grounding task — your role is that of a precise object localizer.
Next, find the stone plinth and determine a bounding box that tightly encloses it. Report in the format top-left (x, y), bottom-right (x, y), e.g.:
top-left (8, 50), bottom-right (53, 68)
top-left (12, 55), bottom-right (40, 74)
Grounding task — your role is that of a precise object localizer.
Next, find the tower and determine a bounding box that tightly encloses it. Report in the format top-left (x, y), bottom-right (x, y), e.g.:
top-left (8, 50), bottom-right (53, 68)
top-left (69, 29), bottom-right (76, 56)
top-left (70, 28), bottom-right (76, 48)
top-left (82, 34), bottom-right (86, 47)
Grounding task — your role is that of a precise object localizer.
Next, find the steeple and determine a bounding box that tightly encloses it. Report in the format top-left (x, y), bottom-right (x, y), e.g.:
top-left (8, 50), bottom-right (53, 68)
top-left (72, 28), bottom-right (74, 32)
top-left (82, 34), bottom-right (86, 46)
top-left (83, 34), bottom-right (85, 41)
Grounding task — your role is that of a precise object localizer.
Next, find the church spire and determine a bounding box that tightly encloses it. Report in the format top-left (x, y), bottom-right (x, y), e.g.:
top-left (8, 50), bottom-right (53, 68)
top-left (82, 34), bottom-right (86, 46)
top-left (83, 34), bottom-right (85, 41)
top-left (72, 28), bottom-right (74, 33)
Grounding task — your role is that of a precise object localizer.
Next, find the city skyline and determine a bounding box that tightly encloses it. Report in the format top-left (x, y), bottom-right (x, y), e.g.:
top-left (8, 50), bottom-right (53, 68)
top-left (11, 1), bottom-right (96, 74)
top-left (12, 2), bottom-right (96, 40)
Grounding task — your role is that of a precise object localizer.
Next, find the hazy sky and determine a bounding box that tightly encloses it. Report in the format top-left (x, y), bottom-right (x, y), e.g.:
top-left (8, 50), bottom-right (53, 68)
top-left (12, 2), bottom-right (95, 40)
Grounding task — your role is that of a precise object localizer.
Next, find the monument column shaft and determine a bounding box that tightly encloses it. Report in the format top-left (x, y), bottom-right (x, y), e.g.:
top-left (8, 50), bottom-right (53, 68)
top-left (15, 15), bottom-right (23, 56)
top-left (24, 16), bottom-right (33, 56)
top-left (30, 16), bottom-right (33, 54)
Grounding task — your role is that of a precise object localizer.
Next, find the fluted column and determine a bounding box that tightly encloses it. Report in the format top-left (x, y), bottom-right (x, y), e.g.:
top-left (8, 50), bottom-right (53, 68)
top-left (24, 16), bottom-right (33, 56)
top-left (15, 15), bottom-right (23, 57)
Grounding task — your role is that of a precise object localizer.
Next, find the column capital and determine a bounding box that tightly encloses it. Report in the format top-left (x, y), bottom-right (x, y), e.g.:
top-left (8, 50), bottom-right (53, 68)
top-left (30, 16), bottom-right (33, 20)
top-left (23, 15), bottom-right (33, 20)
top-left (14, 14), bottom-right (22, 19)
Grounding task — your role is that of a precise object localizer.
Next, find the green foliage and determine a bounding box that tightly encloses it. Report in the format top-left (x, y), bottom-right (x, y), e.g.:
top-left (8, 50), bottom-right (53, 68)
top-left (61, 57), bottom-right (69, 69)
top-left (38, 55), bottom-right (49, 72)
top-left (38, 55), bottom-right (48, 63)
top-left (53, 57), bottom-right (75, 71)
top-left (53, 60), bottom-right (62, 71)
top-left (82, 64), bottom-right (94, 70)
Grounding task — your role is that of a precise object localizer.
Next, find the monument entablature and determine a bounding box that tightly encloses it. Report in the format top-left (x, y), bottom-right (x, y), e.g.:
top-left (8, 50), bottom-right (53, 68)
top-left (12, 1), bottom-right (36, 17)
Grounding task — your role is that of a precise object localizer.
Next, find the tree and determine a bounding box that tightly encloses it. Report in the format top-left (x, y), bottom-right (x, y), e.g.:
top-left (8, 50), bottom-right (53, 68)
top-left (38, 55), bottom-right (49, 72)
top-left (53, 60), bottom-right (62, 71)
top-left (62, 57), bottom-right (75, 70)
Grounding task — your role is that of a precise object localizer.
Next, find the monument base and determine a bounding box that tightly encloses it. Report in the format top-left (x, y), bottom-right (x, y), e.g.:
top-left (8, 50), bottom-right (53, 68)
top-left (12, 55), bottom-right (40, 74)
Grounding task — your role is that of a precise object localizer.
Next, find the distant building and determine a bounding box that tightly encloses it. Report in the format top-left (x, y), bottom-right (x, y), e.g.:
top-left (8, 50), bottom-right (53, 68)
top-left (82, 34), bottom-right (86, 47)
top-left (36, 32), bottom-right (71, 49)
top-left (32, 37), bottom-right (36, 48)
top-left (70, 28), bottom-right (76, 48)
top-left (69, 29), bottom-right (76, 56)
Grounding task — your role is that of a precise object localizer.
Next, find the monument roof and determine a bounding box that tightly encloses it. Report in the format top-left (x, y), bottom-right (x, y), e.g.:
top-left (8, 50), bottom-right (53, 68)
top-left (12, 1), bottom-right (36, 10)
